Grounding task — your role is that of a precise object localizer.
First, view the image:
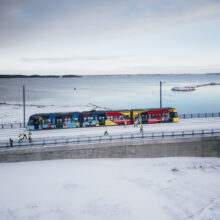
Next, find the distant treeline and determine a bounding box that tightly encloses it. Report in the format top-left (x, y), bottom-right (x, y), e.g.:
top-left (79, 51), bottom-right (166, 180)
top-left (0, 75), bottom-right (82, 78)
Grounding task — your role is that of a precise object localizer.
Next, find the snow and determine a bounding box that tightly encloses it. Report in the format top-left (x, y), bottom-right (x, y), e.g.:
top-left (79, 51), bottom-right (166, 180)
top-left (1, 103), bottom-right (220, 144)
top-left (0, 158), bottom-right (220, 220)
top-left (0, 103), bottom-right (108, 124)
top-left (1, 104), bottom-right (220, 219)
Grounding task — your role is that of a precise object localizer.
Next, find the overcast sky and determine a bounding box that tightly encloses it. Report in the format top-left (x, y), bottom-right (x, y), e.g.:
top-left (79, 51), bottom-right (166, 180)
top-left (0, 0), bottom-right (220, 75)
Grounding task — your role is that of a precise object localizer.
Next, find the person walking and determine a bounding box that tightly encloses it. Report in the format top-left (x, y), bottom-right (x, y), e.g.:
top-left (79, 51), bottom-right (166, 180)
top-left (140, 123), bottom-right (143, 134)
top-left (28, 132), bottom-right (32, 143)
top-left (18, 134), bottom-right (23, 143)
top-left (104, 127), bottom-right (109, 136)
top-left (124, 121), bottom-right (127, 128)
top-left (9, 138), bottom-right (13, 147)
top-left (23, 130), bottom-right (27, 139)
top-left (134, 120), bottom-right (137, 128)
top-left (76, 121), bottom-right (79, 128)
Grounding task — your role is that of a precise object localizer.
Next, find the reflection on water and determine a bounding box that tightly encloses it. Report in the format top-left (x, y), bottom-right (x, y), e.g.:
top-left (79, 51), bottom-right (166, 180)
top-left (0, 74), bottom-right (220, 114)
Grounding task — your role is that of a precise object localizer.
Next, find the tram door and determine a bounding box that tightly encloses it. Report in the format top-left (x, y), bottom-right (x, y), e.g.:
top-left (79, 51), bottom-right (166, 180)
top-left (56, 117), bottom-right (63, 128)
top-left (99, 115), bottom-right (106, 125)
top-left (33, 118), bottom-right (40, 130)
top-left (140, 112), bottom-right (148, 124)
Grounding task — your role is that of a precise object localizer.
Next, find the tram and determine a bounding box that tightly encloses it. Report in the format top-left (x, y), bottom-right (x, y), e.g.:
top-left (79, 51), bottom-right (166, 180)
top-left (26, 107), bottom-right (179, 130)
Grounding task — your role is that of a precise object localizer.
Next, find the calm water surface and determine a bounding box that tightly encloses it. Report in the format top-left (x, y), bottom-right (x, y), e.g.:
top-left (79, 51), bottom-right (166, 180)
top-left (0, 74), bottom-right (220, 114)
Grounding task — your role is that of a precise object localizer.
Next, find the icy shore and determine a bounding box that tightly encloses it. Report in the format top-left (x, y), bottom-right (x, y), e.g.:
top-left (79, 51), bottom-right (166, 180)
top-left (172, 82), bottom-right (220, 92)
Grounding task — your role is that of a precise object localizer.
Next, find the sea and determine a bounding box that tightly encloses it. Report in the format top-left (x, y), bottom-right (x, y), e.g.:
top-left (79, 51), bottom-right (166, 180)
top-left (0, 74), bottom-right (220, 114)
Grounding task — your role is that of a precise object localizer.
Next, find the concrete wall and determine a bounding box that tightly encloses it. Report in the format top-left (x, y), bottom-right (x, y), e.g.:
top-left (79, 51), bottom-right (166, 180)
top-left (0, 136), bottom-right (220, 163)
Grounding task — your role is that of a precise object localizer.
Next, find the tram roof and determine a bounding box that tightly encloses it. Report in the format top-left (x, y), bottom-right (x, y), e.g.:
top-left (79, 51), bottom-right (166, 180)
top-left (29, 107), bottom-right (175, 117)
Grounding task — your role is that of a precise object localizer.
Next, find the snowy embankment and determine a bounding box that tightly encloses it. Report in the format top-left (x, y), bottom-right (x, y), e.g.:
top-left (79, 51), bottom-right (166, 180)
top-left (0, 158), bottom-right (220, 220)
top-left (0, 103), bottom-right (108, 124)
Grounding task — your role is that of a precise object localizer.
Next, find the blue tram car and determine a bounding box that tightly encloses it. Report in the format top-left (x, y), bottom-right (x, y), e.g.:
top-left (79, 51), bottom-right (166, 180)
top-left (27, 112), bottom-right (80, 130)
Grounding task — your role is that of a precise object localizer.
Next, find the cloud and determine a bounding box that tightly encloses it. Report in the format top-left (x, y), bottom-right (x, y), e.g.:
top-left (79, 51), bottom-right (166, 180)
top-left (21, 56), bottom-right (122, 63)
top-left (1, 0), bottom-right (220, 44)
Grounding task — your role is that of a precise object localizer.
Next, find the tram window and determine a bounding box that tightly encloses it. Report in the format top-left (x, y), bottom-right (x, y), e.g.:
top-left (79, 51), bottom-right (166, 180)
top-left (111, 116), bottom-right (114, 120)
top-left (107, 116), bottom-right (110, 120)
top-left (46, 119), bottom-right (51, 123)
top-left (159, 114), bottom-right (162, 118)
top-left (65, 118), bottom-right (70, 122)
top-left (115, 116), bottom-right (118, 120)
top-left (174, 112), bottom-right (178, 118)
top-left (119, 115), bottom-right (124, 120)
top-left (28, 120), bottom-right (33, 125)
top-left (84, 117), bottom-right (88, 121)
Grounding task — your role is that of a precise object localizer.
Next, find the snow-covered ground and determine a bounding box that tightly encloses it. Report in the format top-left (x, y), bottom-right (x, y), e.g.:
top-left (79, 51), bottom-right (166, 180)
top-left (0, 158), bottom-right (220, 220)
top-left (1, 105), bottom-right (220, 219)
top-left (0, 103), bottom-right (108, 124)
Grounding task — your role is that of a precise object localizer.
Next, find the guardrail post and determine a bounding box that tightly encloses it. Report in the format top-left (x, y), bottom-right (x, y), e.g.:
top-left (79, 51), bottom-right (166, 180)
top-left (191, 114), bottom-right (192, 118)
top-left (11, 124), bottom-right (13, 128)
top-left (212, 129), bottom-right (214, 135)
top-left (219, 112), bottom-right (220, 117)
top-left (182, 131), bottom-right (184, 136)
top-left (88, 137), bottom-right (91, 143)
top-left (172, 131), bottom-right (174, 137)
top-left (205, 113), bottom-right (207, 118)
top-left (121, 135), bottom-right (123, 140)
top-left (192, 130), bottom-right (194, 136)
top-left (77, 138), bottom-right (80, 143)
top-left (131, 134), bottom-right (133, 140)
top-left (1, 124), bottom-right (3, 129)
top-left (99, 136), bottom-right (101, 142)
top-left (43, 140), bottom-right (45, 146)
top-left (152, 132), bottom-right (154, 139)
top-left (198, 114), bottom-right (200, 118)
top-left (162, 132), bottom-right (164, 138)
top-left (202, 130), bottom-right (204, 136)
top-left (110, 136), bottom-right (112, 142)
top-left (54, 139), bottom-right (57, 145)
top-left (184, 114), bottom-right (185, 119)
top-left (212, 113), bottom-right (214, 117)
top-left (66, 138), bottom-right (68, 144)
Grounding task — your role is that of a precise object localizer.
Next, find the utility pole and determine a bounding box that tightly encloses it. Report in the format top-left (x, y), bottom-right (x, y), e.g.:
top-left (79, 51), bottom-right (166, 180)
top-left (160, 81), bottom-right (162, 109)
top-left (23, 85), bottom-right (25, 128)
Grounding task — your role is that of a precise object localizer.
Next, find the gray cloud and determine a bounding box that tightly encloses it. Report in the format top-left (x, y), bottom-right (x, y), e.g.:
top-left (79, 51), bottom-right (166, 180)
top-left (1, 0), bottom-right (220, 46)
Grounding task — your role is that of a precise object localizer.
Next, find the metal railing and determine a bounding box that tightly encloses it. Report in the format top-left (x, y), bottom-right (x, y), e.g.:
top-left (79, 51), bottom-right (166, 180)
top-left (179, 112), bottom-right (220, 119)
top-left (0, 112), bottom-right (220, 130)
top-left (0, 122), bottom-right (26, 129)
top-left (1, 128), bottom-right (220, 149)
